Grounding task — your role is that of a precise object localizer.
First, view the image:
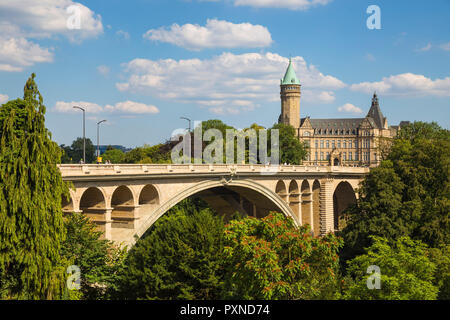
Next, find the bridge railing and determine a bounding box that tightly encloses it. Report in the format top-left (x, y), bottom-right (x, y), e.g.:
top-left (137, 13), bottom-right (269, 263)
top-left (58, 164), bottom-right (370, 177)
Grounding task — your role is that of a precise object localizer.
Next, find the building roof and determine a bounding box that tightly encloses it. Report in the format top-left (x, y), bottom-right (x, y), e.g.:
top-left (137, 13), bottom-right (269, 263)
top-left (301, 117), bottom-right (365, 130)
top-left (366, 93), bottom-right (386, 129)
top-left (281, 59), bottom-right (300, 85)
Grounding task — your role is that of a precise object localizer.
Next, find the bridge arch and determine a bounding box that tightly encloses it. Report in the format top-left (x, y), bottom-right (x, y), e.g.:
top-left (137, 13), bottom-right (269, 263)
top-left (333, 181), bottom-right (357, 231)
top-left (111, 185), bottom-right (134, 207)
top-left (139, 184), bottom-right (160, 207)
top-left (80, 187), bottom-right (107, 209)
top-left (110, 185), bottom-right (135, 227)
top-left (275, 180), bottom-right (287, 202)
top-left (133, 179), bottom-right (295, 246)
top-left (312, 180), bottom-right (321, 236)
top-left (301, 180), bottom-right (311, 227)
top-left (288, 180), bottom-right (300, 223)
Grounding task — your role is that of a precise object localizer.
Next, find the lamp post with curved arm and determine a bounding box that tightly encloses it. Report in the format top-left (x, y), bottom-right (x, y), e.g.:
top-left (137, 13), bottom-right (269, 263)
top-left (97, 120), bottom-right (107, 161)
top-left (180, 116), bottom-right (191, 133)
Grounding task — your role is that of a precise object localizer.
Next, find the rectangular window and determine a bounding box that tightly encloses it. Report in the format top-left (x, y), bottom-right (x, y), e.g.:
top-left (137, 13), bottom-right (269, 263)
top-left (349, 141), bottom-right (352, 149)
top-left (315, 140), bottom-right (318, 149)
top-left (355, 140), bottom-right (358, 149)
top-left (320, 152), bottom-right (324, 160)
top-left (337, 140), bottom-right (341, 148)
top-left (326, 140), bottom-right (329, 148)
top-left (315, 152), bottom-right (318, 160)
top-left (332, 140), bottom-right (335, 149)
top-left (349, 152), bottom-right (353, 161)
top-left (343, 152), bottom-right (347, 161)
top-left (320, 140), bottom-right (324, 148)
top-left (343, 140), bottom-right (347, 148)
top-left (326, 152), bottom-right (330, 160)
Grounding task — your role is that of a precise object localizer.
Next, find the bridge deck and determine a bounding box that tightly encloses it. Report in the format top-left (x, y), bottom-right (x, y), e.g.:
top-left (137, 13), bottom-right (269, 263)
top-left (59, 164), bottom-right (370, 180)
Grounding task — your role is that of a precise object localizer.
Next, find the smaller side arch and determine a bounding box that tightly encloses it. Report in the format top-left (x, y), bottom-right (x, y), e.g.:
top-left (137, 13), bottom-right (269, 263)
top-left (301, 180), bottom-right (312, 227)
top-left (80, 187), bottom-right (106, 209)
top-left (288, 180), bottom-right (300, 223)
top-left (312, 180), bottom-right (321, 236)
top-left (275, 180), bottom-right (287, 202)
top-left (111, 185), bottom-right (136, 228)
top-left (333, 181), bottom-right (357, 231)
top-left (138, 184), bottom-right (160, 217)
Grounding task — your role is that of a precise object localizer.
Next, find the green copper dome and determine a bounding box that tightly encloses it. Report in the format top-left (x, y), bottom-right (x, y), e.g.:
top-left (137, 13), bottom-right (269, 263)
top-left (281, 59), bottom-right (300, 85)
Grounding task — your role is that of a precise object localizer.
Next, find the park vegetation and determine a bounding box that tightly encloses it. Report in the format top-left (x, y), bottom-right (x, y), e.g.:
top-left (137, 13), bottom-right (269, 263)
top-left (0, 74), bottom-right (448, 300)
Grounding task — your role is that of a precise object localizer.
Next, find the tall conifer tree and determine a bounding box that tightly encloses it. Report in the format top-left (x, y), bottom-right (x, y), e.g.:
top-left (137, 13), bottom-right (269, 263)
top-left (0, 73), bottom-right (68, 299)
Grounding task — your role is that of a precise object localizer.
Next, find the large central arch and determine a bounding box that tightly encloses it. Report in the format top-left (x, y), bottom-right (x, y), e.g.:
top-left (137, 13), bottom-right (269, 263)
top-left (133, 179), bottom-right (295, 245)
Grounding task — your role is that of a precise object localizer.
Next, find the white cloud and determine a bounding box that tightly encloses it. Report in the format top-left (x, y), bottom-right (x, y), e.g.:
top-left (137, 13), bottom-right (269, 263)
top-left (0, 0), bottom-right (103, 41)
top-left (116, 30), bottom-right (130, 40)
top-left (366, 53), bottom-right (375, 61)
top-left (415, 43), bottom-right (432, 52)
top-left (440, 42), bottom-right (450, 51)
top-left (338, 103), bottom-right (363, 114)
top-left (0, 93), bottom-right (9, 104)
top-left (350, 73), bottom-right (450, 97)
top-left (0, 0), bottom-right (102, 72)
top-left (54, 100), bottom-right (159, 114)
top-left (105, 101), bottom-right (159, 114)
top-left (97, 65), bottom-right (110, 76)
top-left (233, 0), bottom-right (333, 10)
top-left (116, 52), bottom-right (345, 114)
top-left (144, 19), bottom-right (272, 50)
top-left (0, 36), bottom-right (53, 71)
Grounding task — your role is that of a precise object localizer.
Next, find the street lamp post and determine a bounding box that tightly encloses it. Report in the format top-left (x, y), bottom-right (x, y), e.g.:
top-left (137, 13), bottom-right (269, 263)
top-left (97, 120), bottom-right (107, 161)
top-left (180, 116), bottom-right (191, 133)
top-left (73, 106), bottom-right (85, 163)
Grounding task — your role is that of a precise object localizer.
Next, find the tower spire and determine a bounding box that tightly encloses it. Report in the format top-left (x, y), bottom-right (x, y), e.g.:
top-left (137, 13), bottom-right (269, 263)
top-left (281, 58), bottom-right (300, 85)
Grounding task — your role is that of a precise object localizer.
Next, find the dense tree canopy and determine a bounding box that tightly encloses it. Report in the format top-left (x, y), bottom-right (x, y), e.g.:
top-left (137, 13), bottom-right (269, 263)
top-left (101, 148), bottom-right (125, 164)
top-left (269, 123), bottom-right (308, 165)
top-left (223, 213), bottom-right (342, 300)
top-left (116, 199), bottom-right (225, 300)
top-left (339, 122), bottom-right (449, 262)
top-left (343, 236), bottom-right (438, 300)
top-left (60, 137), bottom-right (96, 164)
top-left (61, 213), bottom-right (126, 300)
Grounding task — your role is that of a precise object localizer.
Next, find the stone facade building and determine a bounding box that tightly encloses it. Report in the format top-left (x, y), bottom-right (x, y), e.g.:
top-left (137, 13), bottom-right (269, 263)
top-left (279, 59), bottom-right (406, 167)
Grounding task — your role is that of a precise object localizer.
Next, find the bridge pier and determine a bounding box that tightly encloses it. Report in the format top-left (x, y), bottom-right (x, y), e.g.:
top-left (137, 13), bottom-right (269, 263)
top-left (319, 179), bottom-right (334, 235)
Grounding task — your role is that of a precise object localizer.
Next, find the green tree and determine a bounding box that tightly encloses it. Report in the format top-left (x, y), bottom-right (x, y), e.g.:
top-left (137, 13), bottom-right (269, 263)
top-left (101, 148), bottom-right (125, 164)
top-left (269, 123), bottom-right (308, 165)
top-left (427, 245), bottom-right (450, 300)
top-left (70, 137), bottom-right (96, 163)
top-left (60, 144), bottom-right (73, 163)
top-left (343, 236), bottom-right (438, 300)
top-left (339, 161), bottom-right (407, 261)
top-left (0, 73), bottom-right (68, 299)
top-left (116, 199), bottom-right (225, 300)
top-left (339, 122), bottom-right (449, 262)
top-left (222, 212), bottom-right (343, 300)
top-left (61, 213), bottom-right (126, 300)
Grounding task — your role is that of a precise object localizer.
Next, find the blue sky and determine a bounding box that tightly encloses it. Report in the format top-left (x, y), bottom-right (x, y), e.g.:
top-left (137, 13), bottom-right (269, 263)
top-left (0, 0), bottom-right (449, 147)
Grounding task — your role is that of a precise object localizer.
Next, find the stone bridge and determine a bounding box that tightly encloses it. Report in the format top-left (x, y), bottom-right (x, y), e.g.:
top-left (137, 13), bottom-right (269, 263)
top-left (59, 164), bottom-right (369, 247)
